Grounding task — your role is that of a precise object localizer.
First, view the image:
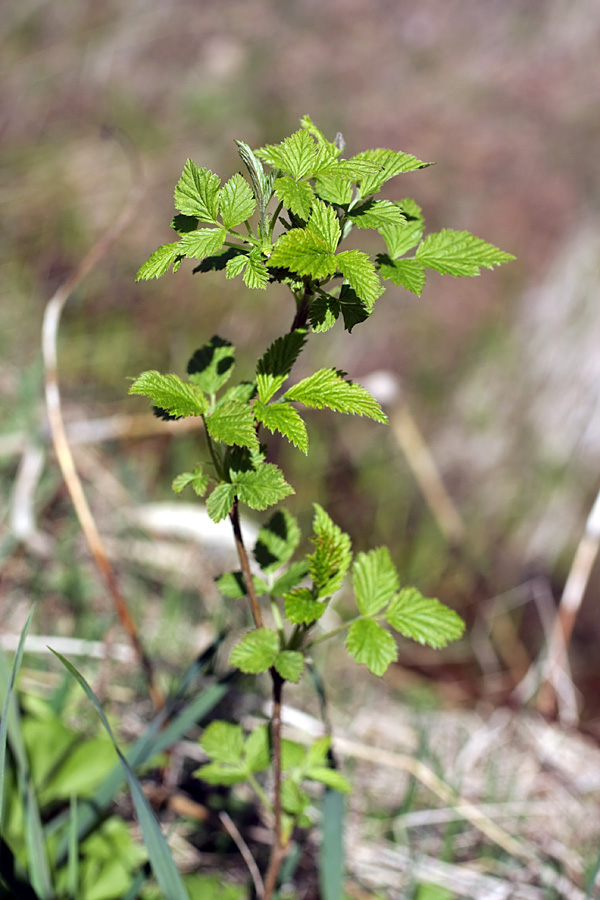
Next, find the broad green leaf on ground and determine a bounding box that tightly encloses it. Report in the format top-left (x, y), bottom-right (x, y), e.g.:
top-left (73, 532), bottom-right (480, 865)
top-left (355, 148), bottom-right (431, 196)
top-left (177, 228), bottom-right (226, 259)
top-left (336, 250), bottom-right (383, 309)
top-left (174, 159), bottom-right (220, 222)
top-left (233, 463), bottom-right (294, 510)
top-left (274, 651), bottom-right (305, 683)
top-left (385, 588), bottom-right (465, 648)
top-left (229, 628), bottom-right (279, 673)
top-left (206, 483), bottom-right (236, 522)
top-left (172, 466), bottom-right (209, 497)
top-left (308, 504), bottom-right (352, 598)
top-left (201, 721), bottom-right (244, 764)
top-left (314, 174), bottom-right (353, 207)
top-left (219, 173), bottom-right (256, 229)
top-left (307, 767), bottom-right (352, 793)
top-left (284, 588), bottom-right (326, 625)
top-left (307, 200), bottom-right (341, 252)
top-left (269, 228), bottom-right (337, 280)
top-left (346, 619), bottom-right (397, 676)
top-left (253, 509), bottom-right (301, 572)
top-left (243, 248), bottom-right (269, 290)
top-left (206, 400), bottom-right (259, 451)
top-left (257, 128), bottom-right (317, 180)
top-left (129, 371), bottom-right (208, 418)
top-left (136, 243), bottom-right (180, 281)
top-left (380, 220), bottom-right (423, 259)
top-left (254, 400), bottom-right (308, 453)
top-left (352, 547), bottom-right (399, 616)
top-left (216, 571), bottom-right (269, 599)
top-left (377, 257), bottom-right (426, 296)
top-left (187, 335), bottom-right (235, 394)
top-left (415, 229), bottom-right (516, 277)
top-left (349, 199), bottom-right (406, 231)
top-left (274, 176), bottom-right (315, 220)
top-left (284, 368), bottom-right (387, 424)
top-left (272, 560), bottom-right (310, 596)
top-left (256, 329), bottom-right (308, 403)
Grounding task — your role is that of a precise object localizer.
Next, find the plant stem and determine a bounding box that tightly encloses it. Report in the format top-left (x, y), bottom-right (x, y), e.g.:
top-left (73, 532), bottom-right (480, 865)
top-left (290, 283), bottom-right (313, 331)
top-left (229, 498), bottom-right (264, 629)
top-left (263, 670), bottom-right (286, 900)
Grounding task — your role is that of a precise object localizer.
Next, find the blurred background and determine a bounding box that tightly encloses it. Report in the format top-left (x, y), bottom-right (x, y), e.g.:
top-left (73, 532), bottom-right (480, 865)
top-left (2, 0), bottom-right (600, 731)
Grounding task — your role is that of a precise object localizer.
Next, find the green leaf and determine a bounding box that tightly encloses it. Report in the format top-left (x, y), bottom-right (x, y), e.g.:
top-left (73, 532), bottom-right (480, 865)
top-left (314, 174), bottom-right (353, 206)
top-left (254, 400), bottom-right (308, 454)
top-left (307, 767), bottom-right (352, 793)
top-left (219, 172), bottom-right (256, 228)
top-left (306, 736), bottom-right (331, 768)
top-left (229, 628), bottom-right (280, 674)
top-left (281, 779), bottom-right (310, 816)
top-left (308, 504), bottom-right (352, 598)
top-left (284, 368), bottom-right (388, 424)
top-left (220, 381), bottom-right (257, 405)
top-left (244, 725), bottom-right (270, 772)
top-left (235, 140), bottom-right (273, 235)
top-left (274, 176), bottom-right (314, 220)
top-left (187, 335), bottom-right (235, 394)
top-left (216, 571), bottom-right (268, 599)
top-left (284, 588), bottom-right (326, 625)
top-left (349, 199), bottom-right (406, 230)
top-left (136, 243), bottom-right (180, 281)
top-left (309, 293), bottom-right (339, 334)
top-left (194, 761), bottom-right (248, 786)
top-left (355, 148), bottom-right (431, 196)
top-left (281, 738), bottom-right (306, 770)
top-left (177, 227), bottom-right (226, 260)
top-left (336, 249), bottom-right (383, 309)
top-left (129, 371), bottom-right (208, 417)
top-left (346, 619), bottom-right (397, 676)
top-left (225, 253), bottom-right (249, 280)
top-left (380, 220), bottom-right (423, 259)
top-left (234, 463), bottom-right (294, 511)
top-left (272, 560), bottom-right (310, 596)
top-left (172, 466), bottom-right (209, 496)
top-left (256, 329), bottom-right (308, 403)
top-left (308, 200), bottom-right (341, 252)
top-left (416, 229), bottom-right (516, 277)
top-left (386, 588), bottom-right (465, 648)
top-left (201, 721), bottom-right (244, 764)
top-left (193, 246), bottom-right (245, 273)
top-left (378, 257), bottom-right (426, 296)
top-left (338, 284), bottom-right (371, 332)
top-left (243, 248), bottom-right (269, 290)
top-left (206, 400), bottom-right (259, 451)
top-left (353, 547), bottom-right (399, 616)
top-left (274, 651), bottom-right (305, 683)
top-left (253, 509), bottom-right (301, 573)
top-left (174, 159), bottom-right (221, 222)
top-left (206, 483), bottom-right (236, 523)
top-left (269, 228), bottom-right (337, 280)
top-left (257, 128), bottom-right (317, 180)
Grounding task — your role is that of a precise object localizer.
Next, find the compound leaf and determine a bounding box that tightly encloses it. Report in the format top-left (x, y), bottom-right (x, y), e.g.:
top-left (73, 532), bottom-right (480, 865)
top-left (244, 725), bottom-right (270, 772)
top-left (174, 159), bottom-right (220, 222)
top-left (178, 227), bottom-right (226, 259)
top-left (229, 628), bottom-right (280, 674)
top-left (349, 199), bottom-right (406, 231)
top-left (355, 148), bottom-right (430, 196)
top-left (129, 371), bottom-right (208, 418)
top-left (385, 588), bottom-right (465, 648)
top-left (416, 229), bottom-right (516, 277)
top-left (274, 176), bottom-right (314, 220)
top-left (269, 229), bottom-right (337, 280)
top-left (346, 619), bottom-right (397, 676)
top-left (336, 250), bottom-right (383, 309)
top-left (307, 767), bottom-right (352, 793)
top-left (243, 249), bottom-right (269, 290)
top-left (234, 463), bottom-right (294, 511)
top-left (172, 466), bottom-right (209, 497)
top-left (206, 483), bottom-right (236, 523)
top-left (254, 400), bottom-right (308, 454)
top-left (225, 253), bottom-right (249, 280)
top-left (380, 220), bottom-right (423, 259)
top-left (201, 721), bottom-right (244, 764)
top-left (272, 560), bottom-right (310, 595)
top-left (284, 588), bottom-right (326, 625)
top-left (308, 200), bottom-right (341, 252)
top-left (377, 257), bottom-right (426, 296)
top-left (308, 504), bottom-right (352, 598)
top-left (253, 508), bottom-right (301, 573)
top-left (284, 368), bottom-right (387, 424)
top-left (338, 284), bottom-right (370, 332)
top-left (194, 761), bottom-right (248, 786)
top-left (314, 174), bottom-right (353, 207)
top-left (353, 547), bottom-right (399, 616)
top-left (187, 335), bottom-right (235, 394)
top-left (136, 243), bottom-right (180, 281)
top-left (257, 128), bottom-right (317, 180)
top-left (206, 400), bottom-right (259, 451)
top-left (219, 172), bottom-right (256, 229)
top-left (256, 329), bottom-right (308, 403)
top-left (274, 651), bottom-right (305, 683)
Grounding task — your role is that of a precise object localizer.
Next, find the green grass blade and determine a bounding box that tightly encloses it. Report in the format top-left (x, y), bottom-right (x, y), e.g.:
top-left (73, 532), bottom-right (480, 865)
top-left (319, 788), bottom-right (345, 900)
top-left (52, 651), bottom-right (190, 900)
top-left (22, 776), bottom-right (54, 900)
top-left (66, 795), bottom-right (78, 898)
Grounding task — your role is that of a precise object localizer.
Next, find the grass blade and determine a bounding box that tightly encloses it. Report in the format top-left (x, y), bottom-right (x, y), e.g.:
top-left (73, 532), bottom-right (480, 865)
top-left (67, 795), bottom-right (78, 898)
top-left (319, 788), bottom-right (345, 900)
top-left (52, 650), bottom-right (190, 900)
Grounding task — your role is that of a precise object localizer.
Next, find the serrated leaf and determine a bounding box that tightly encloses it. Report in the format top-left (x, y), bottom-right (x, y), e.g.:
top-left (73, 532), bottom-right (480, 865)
top-left (338, 284), bottom-right (371, 332)
top-left (257, 128), bottom-right (317, 180)
top-left (206, 400), bottom-right (259, 451)
top-left (398, 197), bottom-right (424, 223)
top-left (284, 588), bottom-right (326, 625)
top-left (307, 767), bottom-right (352, 793)
top-left (253, 509), bottom-right (301, 572)
top-left (256, 329), bottom-right (308, 403)
top-left (172, 466), bottom-right (209, 497)
top-left (220, 381), bottom-right (257, 405)
top-left (309, 294), bottom-right (339, 333)
top-left (174, 159), bottom-right (220, 222)
top-left (349, 199), bottom-right (406, 230)
top-left (254, 400), bottom-right (308, 454)
top-left (353, 547), bottom-right (399, 616)
top-left (272, 560), bottom-right (310, 596)
top-left (346, 619), bottom-right (397, 676)
top-left (229, 628), bottom-right (279, 674)
top-left (270, 228), bottom-right (337, 280)
top-left (244, 725), bottom-right (270, 772)
top-left (226, 253), bottom-right (248, 280)
top-left (306, 736), bottom-right (331, 768)
top-left (281, 739), bottom-right (306, 770)
top-left (378, 257), bottom-right (426, 296)
top-left (380, 220), bottom-right (423, 259)
top-left (129, 371), bottom-right (208, 417)
top-left (336, 249), bottom-right (383, 309)
top-left (216, 571), bottom-right (268, 600)
top-left (274, 177), bottom-right (314, 220)
top-left (201, 721), bottom-right (244, 764)
top-left (187, 335), bottom-right (235, 394)
top-left (243, 249), bottom-right (269, 290)
top-left (355, 148), bottom-right (431, 196)
top-left (206, 483), bottom-right (236, 522)
top-left (281, 779), bottom-right (310, 816)
top-left (274, 651), bottom-right (305, 683)
top-left (308, 200), bottom-right (341, 252)
top-left (219, 172), bottom-right (256, 229)
top-left (177, 227), bottom-right (226, 260)
top-left (385, 588), bottom-right (465, 648)
top-left (234, 463), bottom-right (294, 511)
top-left (308, 504), bottom-right (352, 598)
top-left (136, 243), bottom-right (180, 281)
top-left (314, 174), bottom-right (353, 206)
top-left (284, 368), bottom-right (388, 424)
top-left (194, 761), bottom-right (248, 786)
top-left (193, 246), bottom-right (246, 273)
top-left (416, 229), bottom-right (516, 277)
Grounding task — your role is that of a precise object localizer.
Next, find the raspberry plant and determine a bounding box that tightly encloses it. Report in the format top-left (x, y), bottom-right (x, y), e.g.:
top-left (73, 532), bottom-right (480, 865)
top-left (131, 116), bottom-right (513, 898)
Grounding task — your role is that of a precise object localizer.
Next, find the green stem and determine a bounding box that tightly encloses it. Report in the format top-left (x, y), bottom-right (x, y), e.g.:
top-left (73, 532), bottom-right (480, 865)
top-left (247, 772), bottom-right (272, 812)
top-left (202, 420), bottom-right (223, 481)
top-left (269, 200), bottom-right (284, 239)
top-left (271, 598), bottom-right (285, 644)
top-left (307, 614), bottom-right (362, 648)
